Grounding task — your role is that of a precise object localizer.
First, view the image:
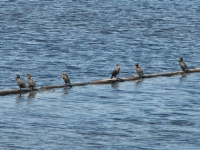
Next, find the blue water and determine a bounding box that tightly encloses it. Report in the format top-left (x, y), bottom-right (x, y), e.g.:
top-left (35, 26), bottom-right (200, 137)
top-left (0, 0), bottom-right (200, 149)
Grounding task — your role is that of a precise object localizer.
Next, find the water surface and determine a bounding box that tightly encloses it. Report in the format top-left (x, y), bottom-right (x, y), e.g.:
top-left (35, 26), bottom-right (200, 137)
top-left (0, 0), bottom-right (200, 149)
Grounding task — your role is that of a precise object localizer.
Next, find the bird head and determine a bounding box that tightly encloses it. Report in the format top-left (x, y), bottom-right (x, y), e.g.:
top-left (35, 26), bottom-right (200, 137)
top-left (16, 74), bottom-right (20, 78)
top-left (116, 64), bottom-right (120, 67)
top-left (135, 63), bottom-right (139, 67)
top-left (26, 74), bottom-right (31, 77)
top-left (61, 73), bottom-right (68, 77)
top-left (178, 57), bottom-right (183, 62)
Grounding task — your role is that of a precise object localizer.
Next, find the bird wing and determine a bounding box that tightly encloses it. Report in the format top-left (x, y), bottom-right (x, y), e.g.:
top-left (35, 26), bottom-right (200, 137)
top-left (17, 79), bottom-right (25, 87)
top-left (63, 76), bottom-right (70, 83)
top-left (180, 62), bottom-right (187, 68)
top-left (28, 79), bottom-right (36, 87)
top-left (112, 68), bottom-right (117, 76)
top-left (183, 62), bottom-right (187, 68)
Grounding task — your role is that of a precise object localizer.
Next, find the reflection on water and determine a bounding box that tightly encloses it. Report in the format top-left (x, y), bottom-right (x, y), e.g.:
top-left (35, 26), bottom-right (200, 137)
top-left (16, 93), bottom-right (26, 103)
top-left (62, 86), bottom-right (72, 95)
top-left (111, 82), bottom-right (119, 89)
top-left (135, 78), bottom-right (144, 84)
top-left (135, 78), bottom-right (144, 89)
top-left (179, 73), bottom-right (188, 84)
top-left (16, 90), bottom-right (37, 99)
top-left (16, 91), bottom-right (37, 103)
top-left (181, 73), bottom-right (187, 77)
top-left (16, 93), bottom-right (22, 99)
top-left (28, 91), bottom-right (37, 98)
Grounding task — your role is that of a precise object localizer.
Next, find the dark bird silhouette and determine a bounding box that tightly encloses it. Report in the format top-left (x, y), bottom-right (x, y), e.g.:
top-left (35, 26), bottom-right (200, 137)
top-left (61, 73), bottom-right (71, 86)
top-left (26, 74), bottom-right (36, 90)
top-left (134, 63), bottom-right (143, 77)
top-left (16, 74), bottom-right (26, 90)
top-left (111, 64), bottom-right (120, 79)
top-left (178, 57), bottom-right (188, 71)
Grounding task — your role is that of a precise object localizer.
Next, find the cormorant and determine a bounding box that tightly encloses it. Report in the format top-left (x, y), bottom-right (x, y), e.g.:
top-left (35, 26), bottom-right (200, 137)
top-left (178, 57), bottom-right (188, 71)
top-left (134, 63), bottom-right (143, 77)
top-left (16, 74), bottom-right (26, 90)
top-left (26, 74), bottom-right (36, 90)
top-left (61, 73), bottom-right (71, 86)
top-left (111, 64), bottom-right (120, 79)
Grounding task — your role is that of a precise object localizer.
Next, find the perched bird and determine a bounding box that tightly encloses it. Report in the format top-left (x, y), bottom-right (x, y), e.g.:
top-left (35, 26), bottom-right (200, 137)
top-left (26, 74), bottom-right (36, 90)
top-left (134, 63), bottom-right (143, 77)
top-left (111, 64), bottom-right (120, 79)
top-left (178, 57), bottom-right (188, 71)
top-left (61, 73), bottom-right (71, 86)
top-left (16, 74), bottom-right (26, 90)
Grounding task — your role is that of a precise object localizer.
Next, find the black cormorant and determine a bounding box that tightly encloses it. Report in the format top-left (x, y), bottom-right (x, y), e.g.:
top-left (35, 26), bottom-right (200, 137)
top-left (134, 63), bottom-right (143, 77)
top-left (111, 64), bottom-right (120, 79)
top-left (61, 73), bottom-right (71, 85)
top-left (178, 57), bottom-right (188, 71)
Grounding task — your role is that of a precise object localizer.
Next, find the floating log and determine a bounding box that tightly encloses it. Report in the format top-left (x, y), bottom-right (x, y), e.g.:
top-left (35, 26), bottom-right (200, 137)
top-left (0, 68), bottom-right (200, 96)
top-left (90, 78), bottom-right (126, 84)
top-left (90, 69), bottom-right (200, 84)
top-left (40, 82), bottom-right (90, 89)
top-left (0, 89), bottom-right (39, 96)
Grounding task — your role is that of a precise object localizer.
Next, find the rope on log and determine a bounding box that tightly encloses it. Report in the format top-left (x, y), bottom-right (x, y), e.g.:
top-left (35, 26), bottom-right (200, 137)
top-left (0, 68), bottom-right (200, 96)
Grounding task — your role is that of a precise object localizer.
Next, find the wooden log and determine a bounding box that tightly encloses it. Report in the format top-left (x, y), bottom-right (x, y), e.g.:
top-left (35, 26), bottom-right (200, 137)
top-left (90, 78), bottom-right (126, 84)
top-left (90, 68), bottom-right (200, 84)
top-left (0, 68), bottom-right (200, 96)
top-left (40, 82), bottom-right (90, 90)
top-left (0, 89), bottom-right (39, 96)
top-left (40, 84), bottom-right (66, 90)
top-left (186, 68), bottom-right (200, 73)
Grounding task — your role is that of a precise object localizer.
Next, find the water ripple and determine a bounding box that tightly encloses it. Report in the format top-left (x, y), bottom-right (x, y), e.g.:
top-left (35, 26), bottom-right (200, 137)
top-left (0, 0), bottom-right (200, 149)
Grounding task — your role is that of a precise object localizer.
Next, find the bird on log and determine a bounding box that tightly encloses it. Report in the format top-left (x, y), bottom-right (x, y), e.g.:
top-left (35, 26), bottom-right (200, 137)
top-left (178, 57), bottom-right (188, 72)
top-left (134, 63), bottom-right (144, 77)
top-left (16, 74), bottom-right (26, 90)
top-left (26, 74), bottom-right (36, 90)
top-left (61, 73), bottom-right (71, 87)
top-left (111, 64), bottom-right (120, 79)
top-left (1, 64), bottom-right (200, 96)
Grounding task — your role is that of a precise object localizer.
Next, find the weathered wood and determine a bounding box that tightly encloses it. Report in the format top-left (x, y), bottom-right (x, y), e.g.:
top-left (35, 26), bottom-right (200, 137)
top-left (40, 82), bottom-right (90, 89)
top-left (86, 68), bottom-right (200, 84)
top-left (72, 82), bottom-right (91, 86)
top-left (0, 89), bottom-right (39, 96)
top-left (186, 68), bottom-right (200, 73)
top-left (40, 84), bottom-right (67, 90)
top-left (90, 78), bottom-right (126, 84)
top-left (0, 68), bottom-right (200, 96)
